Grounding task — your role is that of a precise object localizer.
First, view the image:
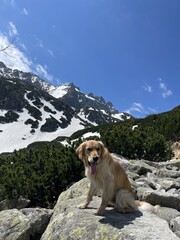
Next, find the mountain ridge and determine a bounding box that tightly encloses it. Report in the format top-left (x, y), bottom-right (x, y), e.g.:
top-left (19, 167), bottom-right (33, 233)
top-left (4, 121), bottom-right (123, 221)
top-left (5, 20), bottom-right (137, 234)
top-left (0, 62), bottom-right (130, 153)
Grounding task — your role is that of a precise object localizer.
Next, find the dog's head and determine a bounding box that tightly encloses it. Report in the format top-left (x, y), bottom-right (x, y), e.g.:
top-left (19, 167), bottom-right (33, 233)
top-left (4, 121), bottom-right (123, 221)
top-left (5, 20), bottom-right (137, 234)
top-left (76, 140), bottom-right (106, 175)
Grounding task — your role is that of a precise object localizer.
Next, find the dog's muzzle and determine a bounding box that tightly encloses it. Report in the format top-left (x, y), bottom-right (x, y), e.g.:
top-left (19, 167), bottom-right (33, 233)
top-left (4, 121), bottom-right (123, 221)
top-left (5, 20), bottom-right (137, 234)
top-left (88, 157), bottom-right (99, 175)
top-left (88, 156), bottom-right (99, 165)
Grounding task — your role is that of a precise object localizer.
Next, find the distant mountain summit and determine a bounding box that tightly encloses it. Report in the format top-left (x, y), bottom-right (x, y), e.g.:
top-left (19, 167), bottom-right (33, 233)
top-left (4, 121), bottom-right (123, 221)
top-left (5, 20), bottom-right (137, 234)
top-left (59, 82), bottom-right (117, 113)
top-left (0, 62), bottom-right (131, 153)
top-left (48, 82), bottom-right (130, 124)
top-left (0, 62), bottom-right (49, 90)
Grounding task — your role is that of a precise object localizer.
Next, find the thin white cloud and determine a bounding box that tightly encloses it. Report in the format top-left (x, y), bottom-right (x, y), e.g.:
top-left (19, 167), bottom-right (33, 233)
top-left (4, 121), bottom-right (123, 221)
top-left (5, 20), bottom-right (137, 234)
top-left (34, 35), bottom-right (44, 48)
top-left (2, 0), bottom-right (15, 6)
top-left (143, 82), bottom-right (152, 93)
top-left (125, 102), bottom-right (159, 117)
top-left (125, 102), bottom-right (144, 115)
top-left (35, 36), bottom-right (55, 58)
top-left (147, 107), bottom-right (157, 114)
top-left (35, 64), bottom-right (53, 83)
top-left (19, 42), bottom-right (27, 50)
top-left (8, 22), bottom-right (18, 37)
top-left (0, 33), bottom-right (32, 72)
top-left (0, 33), bottom-right (56, 84)
top-left (10, 0), bottom-right (15, 7)
top-left (48, 49), bottom-right (54, 57)
top-left (158, 78), bottom-right (173, 98)
top-left (22, 8), bottom-right (28, 16)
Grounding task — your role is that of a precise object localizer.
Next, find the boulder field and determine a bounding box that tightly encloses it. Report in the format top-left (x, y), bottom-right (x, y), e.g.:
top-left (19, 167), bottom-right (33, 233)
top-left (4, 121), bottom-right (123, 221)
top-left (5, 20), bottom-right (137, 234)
top-left (0, 155), bottom-right (180, 240)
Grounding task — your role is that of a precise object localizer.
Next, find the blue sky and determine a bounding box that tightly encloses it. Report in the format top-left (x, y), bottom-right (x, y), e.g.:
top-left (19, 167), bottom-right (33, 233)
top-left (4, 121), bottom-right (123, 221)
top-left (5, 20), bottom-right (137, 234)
top-left (0, 0), bottom-right (179, 118)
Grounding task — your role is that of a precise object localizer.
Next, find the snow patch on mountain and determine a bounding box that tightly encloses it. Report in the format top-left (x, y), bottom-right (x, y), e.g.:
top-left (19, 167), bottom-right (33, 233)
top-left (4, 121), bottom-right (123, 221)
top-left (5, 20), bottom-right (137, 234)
top-left (0, 111), bottom-right (84, 153)
top-left (78, 109), bottom-right (98, 126)
top-left (112, 112), bottom-right (130, 121)
top-left (0, 90), bottom-right (84, 153)
top-left (82, 131), bottom-right (101, 139)
top-left (46, 85), bottom-right (69, 98)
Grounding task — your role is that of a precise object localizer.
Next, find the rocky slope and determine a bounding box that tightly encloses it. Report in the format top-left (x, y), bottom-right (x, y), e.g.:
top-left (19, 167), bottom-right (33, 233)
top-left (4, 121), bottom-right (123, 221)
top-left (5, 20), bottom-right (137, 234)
top-left (0, 208), bottom-right (53, 240)
top-left (0, 77), bottom-right (84, 153)
top-left (0, 156), bottom-right (180, 240)
top-left (55, 83), bottom-right (129, 123)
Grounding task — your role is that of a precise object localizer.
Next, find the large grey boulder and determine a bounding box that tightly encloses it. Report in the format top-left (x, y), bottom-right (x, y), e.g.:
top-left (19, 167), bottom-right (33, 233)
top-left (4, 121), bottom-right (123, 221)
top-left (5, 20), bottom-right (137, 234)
top-left (137, 187), bottom-right (180, 211)
top-left (41, 178), bottom-right (179, 240)
top-left (0, 208), bottom-right (53, 240)
top-left (0, 196), bottom-right (30, 211)
top-left (171, 217), bottom-right (180, 238)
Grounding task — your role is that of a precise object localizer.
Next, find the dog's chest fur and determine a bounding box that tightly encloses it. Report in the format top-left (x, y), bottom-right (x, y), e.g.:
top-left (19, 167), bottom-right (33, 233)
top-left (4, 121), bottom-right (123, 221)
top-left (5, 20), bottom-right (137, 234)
top-left (86, 164), bottom-right (114, 191)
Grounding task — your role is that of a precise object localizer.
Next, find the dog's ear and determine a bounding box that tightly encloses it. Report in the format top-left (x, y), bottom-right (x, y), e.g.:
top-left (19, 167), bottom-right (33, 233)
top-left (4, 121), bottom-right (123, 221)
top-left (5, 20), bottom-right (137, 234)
top-left (99, 141), bottom-right (109, 159)
top-left (98, 141), bottom-right (104, 148)
top-left (98, 141), bottom-right (105, 153)
top-left (76, 142), bottom-right (85, 160)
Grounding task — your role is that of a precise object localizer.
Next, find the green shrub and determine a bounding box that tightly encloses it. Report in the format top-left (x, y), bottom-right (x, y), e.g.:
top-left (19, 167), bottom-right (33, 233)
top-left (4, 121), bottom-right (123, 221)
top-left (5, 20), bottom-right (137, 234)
top-left (0, 143), bottom-right (84, 208)
top-left (101, 124), bottom-right (173, 161)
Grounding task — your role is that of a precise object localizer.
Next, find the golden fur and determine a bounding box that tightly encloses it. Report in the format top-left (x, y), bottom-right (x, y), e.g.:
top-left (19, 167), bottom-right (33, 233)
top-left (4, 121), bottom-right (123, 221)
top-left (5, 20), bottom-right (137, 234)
top-left (76, 140), bottom-right (138, 215)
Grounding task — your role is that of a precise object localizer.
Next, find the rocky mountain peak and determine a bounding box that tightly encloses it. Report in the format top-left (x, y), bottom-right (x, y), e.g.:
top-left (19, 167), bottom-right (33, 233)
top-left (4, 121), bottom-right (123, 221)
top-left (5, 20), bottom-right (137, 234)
top-left (0, 62), bottom-right (131, 153)
top-left (0, 61), bottom-right (49, 90)
top-left (0, 62), bottom-right (122, 115)
top-left (60, 83), bottom-right (118, 114)
top-left (0, 62), bottom-right (6, 68)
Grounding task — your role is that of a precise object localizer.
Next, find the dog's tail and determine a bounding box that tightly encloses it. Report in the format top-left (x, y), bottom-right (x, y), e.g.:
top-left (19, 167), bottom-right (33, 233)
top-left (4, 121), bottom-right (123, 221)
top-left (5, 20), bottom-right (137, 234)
top-left (135, 200), bottom-right (160, 213)
top-left (115, 189), bottom-right (160, 213)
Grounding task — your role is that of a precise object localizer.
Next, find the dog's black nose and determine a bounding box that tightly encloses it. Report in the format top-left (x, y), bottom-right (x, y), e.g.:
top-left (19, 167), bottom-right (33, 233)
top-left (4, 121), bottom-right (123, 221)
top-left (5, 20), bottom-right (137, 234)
top-left (93, 156), bottom-right (99, 162)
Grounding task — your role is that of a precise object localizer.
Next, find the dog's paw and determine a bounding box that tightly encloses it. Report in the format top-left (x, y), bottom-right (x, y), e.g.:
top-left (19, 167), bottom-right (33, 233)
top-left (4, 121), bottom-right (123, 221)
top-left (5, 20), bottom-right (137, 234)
top-left (95, 209), bottom-right (104, 216)
top-left (117, 207), bottom-right (134, 214)
top-left (78, 204), bottom-right (87, 209)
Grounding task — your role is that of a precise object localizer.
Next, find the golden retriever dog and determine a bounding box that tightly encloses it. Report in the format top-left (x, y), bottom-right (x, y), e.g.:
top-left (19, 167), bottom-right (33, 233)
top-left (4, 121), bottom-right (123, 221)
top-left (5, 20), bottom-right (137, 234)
top-left (76, 140), bottom-right (138, 215)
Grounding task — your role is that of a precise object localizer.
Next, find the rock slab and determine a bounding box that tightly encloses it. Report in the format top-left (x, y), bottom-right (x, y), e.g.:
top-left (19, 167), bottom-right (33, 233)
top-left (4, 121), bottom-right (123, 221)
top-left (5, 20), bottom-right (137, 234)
top-left (0, 208), bottom-right (53, 240)
top-left (41, 178), bottom-right (179, 240)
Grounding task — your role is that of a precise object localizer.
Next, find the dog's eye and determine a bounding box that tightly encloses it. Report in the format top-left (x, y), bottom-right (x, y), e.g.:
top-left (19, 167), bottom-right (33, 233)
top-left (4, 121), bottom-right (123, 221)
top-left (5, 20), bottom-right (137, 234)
top-left (96, 147), bottom-right (100, 152)
top-left (86, 147), bottom-right (92, 152)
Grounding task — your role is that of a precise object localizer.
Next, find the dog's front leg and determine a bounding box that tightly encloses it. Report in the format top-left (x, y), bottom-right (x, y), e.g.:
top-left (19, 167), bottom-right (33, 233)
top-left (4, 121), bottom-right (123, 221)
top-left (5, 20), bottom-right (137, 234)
top-left (96, 178), bottom-right (114, 215)
top-left (79, 183), bottom-right (96, 209)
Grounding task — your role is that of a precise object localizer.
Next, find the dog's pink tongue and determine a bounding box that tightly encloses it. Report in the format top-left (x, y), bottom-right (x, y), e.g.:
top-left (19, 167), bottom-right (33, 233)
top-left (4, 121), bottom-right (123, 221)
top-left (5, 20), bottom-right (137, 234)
top-left (90, 163), bottom-right (96, 175)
